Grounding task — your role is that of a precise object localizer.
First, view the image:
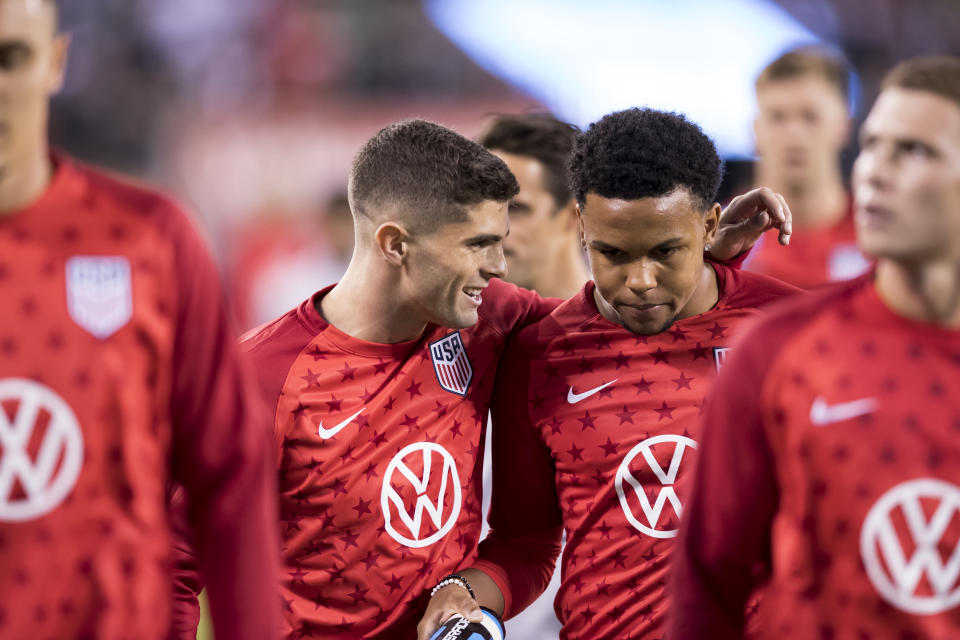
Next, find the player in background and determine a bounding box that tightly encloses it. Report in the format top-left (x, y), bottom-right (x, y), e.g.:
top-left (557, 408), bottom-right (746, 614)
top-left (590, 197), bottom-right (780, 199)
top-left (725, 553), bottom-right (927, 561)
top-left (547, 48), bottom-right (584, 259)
top-left (479, 113), bottom-right (589, 299)
top-left (417, 108), bottom-right (799, 639)
top-left (745, 46), bottom-right (872, 288)
top-left (670, 56), bottom-right (960, 639)
top-left (170, 116), bottom-right (791, 639)
top-left (0, 0), bottom-right (282, 638)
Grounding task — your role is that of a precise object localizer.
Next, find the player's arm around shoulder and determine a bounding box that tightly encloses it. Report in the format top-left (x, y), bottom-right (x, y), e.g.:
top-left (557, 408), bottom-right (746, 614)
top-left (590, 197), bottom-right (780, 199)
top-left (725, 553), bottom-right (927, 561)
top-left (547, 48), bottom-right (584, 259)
top-left (418, 328), bottom-right (560, 639)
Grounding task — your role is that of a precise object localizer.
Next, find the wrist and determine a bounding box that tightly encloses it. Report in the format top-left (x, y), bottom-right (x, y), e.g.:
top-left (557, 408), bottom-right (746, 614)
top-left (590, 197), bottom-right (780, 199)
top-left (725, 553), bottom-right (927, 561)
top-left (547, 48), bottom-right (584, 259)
top-left (431, 574), bottom-right (477, 600)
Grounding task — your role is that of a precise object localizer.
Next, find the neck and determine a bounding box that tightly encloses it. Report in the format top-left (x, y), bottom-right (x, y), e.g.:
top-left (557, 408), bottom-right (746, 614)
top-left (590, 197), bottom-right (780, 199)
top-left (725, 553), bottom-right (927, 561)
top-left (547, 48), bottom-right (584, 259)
top-left (874, 257), bottom-right (960, 328)
top-left (532, 240), bottom-right (590, 299)
top-left (678, 262), bottom-right (720, 320)
top-left (319, 253), bottom-right (429, 343)
top-left (0, 142), bottom-right (52, 215)
top-left (754, 163), bottom-right (847, 228)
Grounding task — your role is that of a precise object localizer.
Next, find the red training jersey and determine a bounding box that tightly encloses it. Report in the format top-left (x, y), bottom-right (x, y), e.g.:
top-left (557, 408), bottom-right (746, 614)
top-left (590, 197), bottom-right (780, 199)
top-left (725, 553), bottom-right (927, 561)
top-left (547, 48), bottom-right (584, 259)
top-left (474, 263), bottom-right (799, 639)
top-left (670, 274), bottom-right (960, 639)
top-left (744, 199), bottom-right (871, 289)
top-left (172, 278), bottom-right (557, 638)
top-left (0, 155), bottom-right (281, 639)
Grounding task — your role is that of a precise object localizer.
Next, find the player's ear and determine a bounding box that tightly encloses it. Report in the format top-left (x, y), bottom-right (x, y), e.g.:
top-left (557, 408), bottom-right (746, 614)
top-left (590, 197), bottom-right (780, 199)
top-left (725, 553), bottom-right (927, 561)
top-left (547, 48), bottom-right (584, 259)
top-left (561, 199), bottom-right (578, 232)
top-left (374, 222), bottom-right (409, 266)
top-left (702, 203), bottom-right (721, 246)
top-left (752, 116), bottom-right (761, 156)
top-left (576, 203), bottom-right (586, 249)
top-left (48, 32), bottom-right (70, 94)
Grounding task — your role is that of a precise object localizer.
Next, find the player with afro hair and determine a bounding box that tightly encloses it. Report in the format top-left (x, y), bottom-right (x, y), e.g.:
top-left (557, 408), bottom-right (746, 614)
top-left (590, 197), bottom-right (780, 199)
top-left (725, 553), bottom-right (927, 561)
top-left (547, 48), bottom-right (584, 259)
top-left (568, 107), bottom-right (723, 212)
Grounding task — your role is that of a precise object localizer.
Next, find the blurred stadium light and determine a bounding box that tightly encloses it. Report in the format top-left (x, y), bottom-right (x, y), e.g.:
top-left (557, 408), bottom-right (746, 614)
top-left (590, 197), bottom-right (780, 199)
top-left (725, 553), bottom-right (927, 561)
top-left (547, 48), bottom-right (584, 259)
top-left (425, 0), bottom-right (830, 158)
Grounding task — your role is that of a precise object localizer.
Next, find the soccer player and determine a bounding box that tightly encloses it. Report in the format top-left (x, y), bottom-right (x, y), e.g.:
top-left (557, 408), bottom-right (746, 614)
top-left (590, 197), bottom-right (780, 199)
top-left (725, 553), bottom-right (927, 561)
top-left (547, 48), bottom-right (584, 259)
top-left (669, 55), bottom-right (960, 639)
top-left (479, 113), bottom-right (589, 298)
top-left (418, 108), bottom-right (799, 639)
top-left (170, 116), bottom-right (791, 639)
top-left (745, 46), bottom-right (872, 288)
top-left (0, 1), bottom-right (282, 638)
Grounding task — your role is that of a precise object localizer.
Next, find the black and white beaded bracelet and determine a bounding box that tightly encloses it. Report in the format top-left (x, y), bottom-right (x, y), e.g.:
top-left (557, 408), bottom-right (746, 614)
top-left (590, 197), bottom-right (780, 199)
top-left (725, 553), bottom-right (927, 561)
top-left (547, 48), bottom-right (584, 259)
top-left (430, 574), bottom-right (478, 600)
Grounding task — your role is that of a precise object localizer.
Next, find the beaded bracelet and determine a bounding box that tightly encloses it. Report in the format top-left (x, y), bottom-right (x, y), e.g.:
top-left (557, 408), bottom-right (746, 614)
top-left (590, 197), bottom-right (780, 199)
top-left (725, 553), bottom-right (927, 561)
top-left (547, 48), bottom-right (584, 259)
top-left (430, 573), bottom-right (477, 600)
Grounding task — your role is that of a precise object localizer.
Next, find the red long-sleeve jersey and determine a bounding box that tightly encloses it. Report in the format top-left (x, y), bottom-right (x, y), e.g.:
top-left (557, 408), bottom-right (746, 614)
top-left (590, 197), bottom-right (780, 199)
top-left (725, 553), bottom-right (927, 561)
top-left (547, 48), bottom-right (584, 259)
top-left (474, 263), bottom-right (798, 639)
top-left (171, 278), bottom-right (557, 638)
top-left (670, 274), bottom-right (960, 639)
top-left (0, 155), bottom-right (281, 639)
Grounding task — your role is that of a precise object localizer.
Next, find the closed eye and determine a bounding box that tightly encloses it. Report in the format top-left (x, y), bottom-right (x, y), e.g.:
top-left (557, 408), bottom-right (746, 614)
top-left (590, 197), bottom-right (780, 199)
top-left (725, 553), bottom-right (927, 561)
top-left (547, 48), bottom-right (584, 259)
top-left (0, 43), bottom-right (32, 71)
top-left (652, 246), bottom-right (681, 259)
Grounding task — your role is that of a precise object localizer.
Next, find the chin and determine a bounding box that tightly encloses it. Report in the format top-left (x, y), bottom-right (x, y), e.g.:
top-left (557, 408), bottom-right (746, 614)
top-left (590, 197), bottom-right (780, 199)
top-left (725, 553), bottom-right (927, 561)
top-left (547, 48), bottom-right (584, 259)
top-left (624, 316), bottom-right (674, 337)
top-left (441, 308), bottom-right (479, 330)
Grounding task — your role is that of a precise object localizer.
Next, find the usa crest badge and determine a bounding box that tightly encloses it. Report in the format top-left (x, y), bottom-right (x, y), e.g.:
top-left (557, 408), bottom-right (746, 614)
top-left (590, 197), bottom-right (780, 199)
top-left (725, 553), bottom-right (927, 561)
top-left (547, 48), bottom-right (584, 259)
top-left (65, 256), bottom-right (133, 339)
top-left (430, 331), bottom-right (473, 396)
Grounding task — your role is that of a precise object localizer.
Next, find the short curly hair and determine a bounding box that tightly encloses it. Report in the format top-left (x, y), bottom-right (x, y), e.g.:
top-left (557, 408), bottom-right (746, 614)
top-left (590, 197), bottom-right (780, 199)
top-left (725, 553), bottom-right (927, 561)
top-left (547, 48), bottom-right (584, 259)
top-left (568, 108), bottom-right (722, 212)
top-left (349, 119), bottom-right (518, 233)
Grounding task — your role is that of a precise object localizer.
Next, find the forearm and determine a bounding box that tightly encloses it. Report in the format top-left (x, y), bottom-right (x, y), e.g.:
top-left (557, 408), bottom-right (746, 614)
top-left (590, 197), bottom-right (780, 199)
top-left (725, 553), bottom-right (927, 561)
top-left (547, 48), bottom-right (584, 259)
top-left (458, 568), bottom-right (505, 617)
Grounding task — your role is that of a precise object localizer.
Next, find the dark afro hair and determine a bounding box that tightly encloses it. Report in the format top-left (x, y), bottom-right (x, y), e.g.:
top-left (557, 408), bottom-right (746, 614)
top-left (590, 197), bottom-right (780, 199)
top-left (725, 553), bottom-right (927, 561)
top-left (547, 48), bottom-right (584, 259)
top-left (350, 119), bottom-right (518, 232)
top-left (568, 108), bottom-right (722, 211)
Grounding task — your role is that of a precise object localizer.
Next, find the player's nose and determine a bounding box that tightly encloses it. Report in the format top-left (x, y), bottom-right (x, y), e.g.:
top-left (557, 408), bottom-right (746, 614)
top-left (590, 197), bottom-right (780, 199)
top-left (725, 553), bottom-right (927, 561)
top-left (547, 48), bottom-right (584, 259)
top-left (481, 244), bottom-right (507, 280)
top-left (625, 260), bottom-right (657, 293)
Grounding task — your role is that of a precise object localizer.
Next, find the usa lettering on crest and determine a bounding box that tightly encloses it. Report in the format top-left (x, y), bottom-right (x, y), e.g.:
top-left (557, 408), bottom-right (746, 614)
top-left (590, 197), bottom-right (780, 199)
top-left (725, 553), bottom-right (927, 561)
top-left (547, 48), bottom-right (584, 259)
top-left (65, 256), bottom-right (133, 339)
top-left (429, 331), bottom-right (473, 396)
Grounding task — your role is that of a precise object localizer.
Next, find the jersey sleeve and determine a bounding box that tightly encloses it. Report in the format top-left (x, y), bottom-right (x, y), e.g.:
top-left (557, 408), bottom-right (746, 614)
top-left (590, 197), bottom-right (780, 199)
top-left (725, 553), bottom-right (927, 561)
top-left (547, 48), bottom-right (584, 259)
top-left (472, 332), bottom-right (563, 618)
top-left (164, 203), bottom-right (282, 640)
top-left (167, 486), bottom-right (203, 640)
top-left (668, 316), bottom-right (783, 639)
top-left (479, 278), bottom-right (561, 339)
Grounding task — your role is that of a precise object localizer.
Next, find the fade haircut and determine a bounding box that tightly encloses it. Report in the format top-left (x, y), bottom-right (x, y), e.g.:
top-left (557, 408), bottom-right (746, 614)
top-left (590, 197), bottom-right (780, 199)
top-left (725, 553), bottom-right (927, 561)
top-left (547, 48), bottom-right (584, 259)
top-left (882, 55), bottom-right (960, 111)
top-left (756, 45), bottom-right (852, 104)
top-left (568, 108), bottom-right (722, 212)
top-left (479, 113), bottom-right (580, 209)
top-left (349, 119), bottom-right (519, 233)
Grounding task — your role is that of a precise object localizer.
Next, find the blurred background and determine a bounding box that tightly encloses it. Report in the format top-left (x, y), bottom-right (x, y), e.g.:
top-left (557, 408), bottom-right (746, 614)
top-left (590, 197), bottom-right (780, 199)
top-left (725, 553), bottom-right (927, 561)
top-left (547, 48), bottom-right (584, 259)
top-left (46, 1), bottom-right (959, 638)
top-left (51, 0), bottom-right (960, 329)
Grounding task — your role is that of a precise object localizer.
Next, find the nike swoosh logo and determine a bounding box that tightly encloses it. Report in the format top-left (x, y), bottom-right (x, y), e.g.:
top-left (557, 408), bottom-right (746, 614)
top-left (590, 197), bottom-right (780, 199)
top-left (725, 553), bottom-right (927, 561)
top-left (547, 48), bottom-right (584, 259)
top-left (318, 408), bottom-right (365, 439)
top-left (809, 396), bottom-right (877, 426)
top-left (567, 380), bottom-right (617, 404)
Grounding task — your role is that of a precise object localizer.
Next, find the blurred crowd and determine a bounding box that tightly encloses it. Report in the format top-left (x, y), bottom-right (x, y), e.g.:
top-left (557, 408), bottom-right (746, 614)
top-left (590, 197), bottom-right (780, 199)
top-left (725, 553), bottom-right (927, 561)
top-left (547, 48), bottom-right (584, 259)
top-left (46, 0), bottom-right (960, 330)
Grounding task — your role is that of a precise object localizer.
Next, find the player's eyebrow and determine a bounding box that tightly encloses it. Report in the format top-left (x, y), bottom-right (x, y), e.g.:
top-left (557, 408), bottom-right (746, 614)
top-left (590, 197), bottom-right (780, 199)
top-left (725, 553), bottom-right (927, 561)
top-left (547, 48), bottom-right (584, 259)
top-left (464, 233), bottom-right (504, 245)
top-left (652, 237), bottom-right (686, 248)
top-left (590, 240), bottom-right (625, 252)
top-left (508, 200), bottom-right (533, 213)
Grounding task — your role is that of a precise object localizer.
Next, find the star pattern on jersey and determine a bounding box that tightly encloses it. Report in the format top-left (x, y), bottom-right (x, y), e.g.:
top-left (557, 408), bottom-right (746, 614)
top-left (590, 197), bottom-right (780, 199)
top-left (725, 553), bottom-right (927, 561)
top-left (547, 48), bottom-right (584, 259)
top-left (504, 282), bottom-right (790, 640)
top-left (266, 287), bottom-right (553, 637)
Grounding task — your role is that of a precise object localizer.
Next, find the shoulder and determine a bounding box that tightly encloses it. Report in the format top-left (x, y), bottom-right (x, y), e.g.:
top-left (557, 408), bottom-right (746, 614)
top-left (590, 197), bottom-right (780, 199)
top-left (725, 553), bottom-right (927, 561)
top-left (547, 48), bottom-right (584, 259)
top-left (240, 299), bottom-right (318, 370)
top-left (510, 285), bottom-right (597, 356)
top-left (716, 262), bottom-right (804, 309)
top-left (72, 160), bottom-right (201, 242)
top-left (723, 274), bottom-right (870, 370)
top-left (477, 278), bottom-right (559, 335)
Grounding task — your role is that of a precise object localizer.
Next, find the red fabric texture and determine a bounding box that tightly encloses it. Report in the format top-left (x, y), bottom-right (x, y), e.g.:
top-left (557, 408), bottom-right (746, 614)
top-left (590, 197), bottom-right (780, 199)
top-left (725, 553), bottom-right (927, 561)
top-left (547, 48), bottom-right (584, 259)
top-left (0, 155), bottom-right (281, 640)
top-left (476, 264), bottom-right (799, 638)
top-left (670, 274), bottom-right (960, 638)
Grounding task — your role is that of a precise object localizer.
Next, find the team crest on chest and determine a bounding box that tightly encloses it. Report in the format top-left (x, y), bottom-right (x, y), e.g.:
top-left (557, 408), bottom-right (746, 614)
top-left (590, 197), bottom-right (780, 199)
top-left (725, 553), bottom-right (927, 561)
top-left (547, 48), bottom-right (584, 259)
top-left (65, 256), bottom-right (133, 339)
top-left (429, 331), bottom-right (473, 396)
top-left (713, 347), bottom-right (730, 371)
